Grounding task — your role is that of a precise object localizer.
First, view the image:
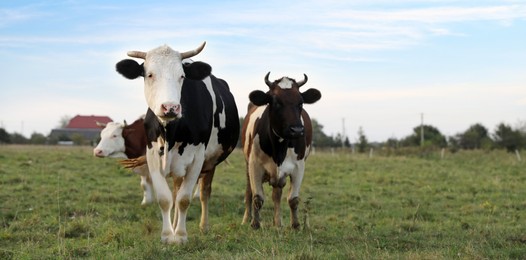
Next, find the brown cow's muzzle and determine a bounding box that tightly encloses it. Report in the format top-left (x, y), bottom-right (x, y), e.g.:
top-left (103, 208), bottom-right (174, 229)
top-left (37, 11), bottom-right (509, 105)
top-left (286, 125), bottom-right (305, 138)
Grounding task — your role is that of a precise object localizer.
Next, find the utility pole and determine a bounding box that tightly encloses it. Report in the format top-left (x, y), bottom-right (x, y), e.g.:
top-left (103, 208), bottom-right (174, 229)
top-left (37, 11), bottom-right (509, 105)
top-left (420, 113), bottom-right (424, 147)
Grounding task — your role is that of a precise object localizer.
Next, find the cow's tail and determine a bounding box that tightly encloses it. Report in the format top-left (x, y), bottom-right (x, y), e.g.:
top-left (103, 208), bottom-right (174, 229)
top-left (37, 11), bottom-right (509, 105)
top-left (119, 155), bottom-right (147, 169)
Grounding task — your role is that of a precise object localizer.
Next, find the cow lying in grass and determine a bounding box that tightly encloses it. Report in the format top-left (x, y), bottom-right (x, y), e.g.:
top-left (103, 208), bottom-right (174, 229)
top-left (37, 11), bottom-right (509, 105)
top-left (242, 72), bottom-right (321, 229)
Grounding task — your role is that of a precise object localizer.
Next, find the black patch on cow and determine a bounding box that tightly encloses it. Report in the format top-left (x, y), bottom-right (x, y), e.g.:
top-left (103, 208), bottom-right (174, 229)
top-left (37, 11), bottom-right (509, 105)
top-left (183, 61), bottom-right (212, 81)
top-left (144, 109), bottom-right (165, 149)
top-left (253, 108), bottom-right (292, 166)
top-left (116, 59), bottom-right (144, 79)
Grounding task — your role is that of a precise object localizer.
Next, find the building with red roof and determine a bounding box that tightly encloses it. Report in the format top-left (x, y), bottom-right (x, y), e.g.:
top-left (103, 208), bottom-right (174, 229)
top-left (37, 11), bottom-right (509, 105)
top-left (49, 115), bottom-right (113, 145)
top-left (66, 115), bottom-right (112, 129)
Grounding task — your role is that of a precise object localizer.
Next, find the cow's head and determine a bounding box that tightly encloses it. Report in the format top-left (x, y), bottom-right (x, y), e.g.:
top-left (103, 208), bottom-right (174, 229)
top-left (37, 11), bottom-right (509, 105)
top-left (93, 122), bottom-right (126, 158)
top-left (249, 72), bottom-right (321, 139)
top-left (115, 42), bottom-right (206, 123)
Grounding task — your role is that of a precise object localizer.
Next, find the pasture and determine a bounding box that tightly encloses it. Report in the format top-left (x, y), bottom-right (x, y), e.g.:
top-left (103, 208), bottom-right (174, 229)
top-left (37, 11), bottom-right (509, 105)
top-left (1, 145), bottom-right (525, 259)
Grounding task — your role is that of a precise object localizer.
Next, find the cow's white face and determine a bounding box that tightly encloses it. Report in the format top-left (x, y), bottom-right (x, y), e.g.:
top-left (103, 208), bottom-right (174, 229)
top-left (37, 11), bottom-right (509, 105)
top-left (143, 46), bottom-right (185, 123)
top-left (93, 122), bottom-right (126, 158)
top-left (117, 42), bottom-right (206, 124)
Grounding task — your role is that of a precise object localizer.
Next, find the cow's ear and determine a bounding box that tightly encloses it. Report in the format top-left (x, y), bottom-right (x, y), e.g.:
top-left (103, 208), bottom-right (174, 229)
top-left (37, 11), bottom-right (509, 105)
top-left (302, 88), bottom-right (321, 104)
top-left (249, 90), bottom-right (271, 106)
top-left (183, 61), bottom-right (212, 80)
top-left (116, 59), bottom-right (144, 79)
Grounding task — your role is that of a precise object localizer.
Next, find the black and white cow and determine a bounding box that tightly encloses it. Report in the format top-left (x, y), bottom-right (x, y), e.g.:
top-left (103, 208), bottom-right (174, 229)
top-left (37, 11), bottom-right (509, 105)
top-left (115, 42), bottom-right (239, 244)
top-left (242, 72), bottom-right (321, 229)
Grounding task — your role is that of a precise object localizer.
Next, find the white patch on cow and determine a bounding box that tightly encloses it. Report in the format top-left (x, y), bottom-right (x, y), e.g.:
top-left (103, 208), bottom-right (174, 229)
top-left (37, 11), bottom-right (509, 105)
top-left (278, 148), bottom-right (301, 180)
top-left (243, 106), bottom-right (267, 157)
top-left (218, 99), bottom-right (226, 128)
top-left (277, 77), bottom-right (293, 89)
top-left (93, 122), bottom-right (126, 158)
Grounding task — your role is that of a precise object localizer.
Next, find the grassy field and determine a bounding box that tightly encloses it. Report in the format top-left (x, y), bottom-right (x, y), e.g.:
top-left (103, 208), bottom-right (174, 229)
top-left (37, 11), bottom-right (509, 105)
top-left (0, 145), bottom-right (525, 259)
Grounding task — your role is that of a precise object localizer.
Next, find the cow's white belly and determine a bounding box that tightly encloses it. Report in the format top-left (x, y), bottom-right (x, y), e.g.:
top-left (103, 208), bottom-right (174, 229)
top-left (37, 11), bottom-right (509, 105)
top-left (168, 143), bottom-right (206, 177)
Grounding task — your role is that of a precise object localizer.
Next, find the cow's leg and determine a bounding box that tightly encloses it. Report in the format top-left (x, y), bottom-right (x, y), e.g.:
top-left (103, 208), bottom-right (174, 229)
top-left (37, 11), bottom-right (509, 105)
top-left (248, 159), bottom-right (265, 229)
top-left (288, 164), bottom-right (305, 230)
top-left (272, 186), bottom-right (283, 227)
top-left (172, 176), bottom-right (183, 230)
top-left (198, 169), bottom-right (215, 233)
top-left (242, 165), bottom-right (252, 225)
top-left (140, 174), bottom-right (154, 205)
top-left (133, 165), bottom-right (154, 206)
top-left (173, 149), bottom-right (204, 244)
top-left (146, 149), bottom-right (175, 244)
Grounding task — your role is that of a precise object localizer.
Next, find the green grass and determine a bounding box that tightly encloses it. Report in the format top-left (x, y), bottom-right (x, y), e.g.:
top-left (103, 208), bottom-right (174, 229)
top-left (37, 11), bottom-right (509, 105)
top-left (1, 145), bottom-right (525, 259)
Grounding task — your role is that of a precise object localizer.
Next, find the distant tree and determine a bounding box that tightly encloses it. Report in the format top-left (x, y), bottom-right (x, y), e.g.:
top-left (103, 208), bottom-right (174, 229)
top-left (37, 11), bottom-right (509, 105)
top-left (493, 123), bottom-right (524, 152)
top-left (459, 123), bottom-right (493, 149)
top-left (401, 124), bottom-right (447, 148)
top-left (385, 137), bottom-right (399, 149)
top-left (448, 135), bottom-right (460, 153)
top-left (343, 137), bottom-right (351, 148)
top-left (71, 133), bottom-right (85, 145)
top-left (30, 132), bottom-right (47, 144)
top-left (0, 128), bottom-right (10, 144)
top-left (311, 119), bottom-right (336, 147)
top-left (10, 133), bottom-right (28, 144)
top-left (517, 120), bottom-right (526, 134)
top-left (356, 126), bottom-right (368, 153)
top-left (58, 115), bottom-right (71, 128)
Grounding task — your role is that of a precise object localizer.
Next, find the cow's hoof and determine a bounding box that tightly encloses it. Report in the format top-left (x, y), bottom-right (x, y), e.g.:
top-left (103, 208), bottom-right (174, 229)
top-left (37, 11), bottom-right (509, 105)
top-left (199, 224), bottom-right (209, 234)
top-left (291, 223), bottom-right (300, 230)
top-left (251, 221), bottom-right (261, 230)
top-left (161, 234), bottom-right (176, 244)
top-left (175, 235), bottom-right (188, 244)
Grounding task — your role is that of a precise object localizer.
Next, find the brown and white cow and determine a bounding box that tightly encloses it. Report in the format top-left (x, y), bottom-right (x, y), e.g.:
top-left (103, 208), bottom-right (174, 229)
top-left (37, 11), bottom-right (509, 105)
top-left (93, 117), bottom-right (154, 206)
top-left (242, 72), bottom-right (321, 229)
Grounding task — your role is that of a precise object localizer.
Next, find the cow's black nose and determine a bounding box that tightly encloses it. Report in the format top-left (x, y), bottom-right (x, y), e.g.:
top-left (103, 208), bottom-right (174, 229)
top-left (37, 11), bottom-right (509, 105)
top-left (290, 126), bottom-right (304, 135)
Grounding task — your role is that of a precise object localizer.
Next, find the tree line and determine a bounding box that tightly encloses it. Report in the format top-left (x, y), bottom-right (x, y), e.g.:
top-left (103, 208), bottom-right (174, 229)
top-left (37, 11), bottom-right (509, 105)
top-left (361, 122), bottom-right (526, 153)
top-left (1, 118), bottom-right (525, 153)
top-left (308, 119), bottom-right (525, 153)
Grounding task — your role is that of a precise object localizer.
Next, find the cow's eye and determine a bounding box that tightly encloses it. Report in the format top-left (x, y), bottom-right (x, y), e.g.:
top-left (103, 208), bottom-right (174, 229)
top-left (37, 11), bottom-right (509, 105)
top-left (147, 73), bottom-right (153, 78)
top-left (112, 135), bottom-right (117, 138)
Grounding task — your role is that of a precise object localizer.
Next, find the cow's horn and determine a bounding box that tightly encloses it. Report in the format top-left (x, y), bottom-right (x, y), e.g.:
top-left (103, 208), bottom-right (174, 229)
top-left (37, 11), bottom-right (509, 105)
top-left (95, 121), bottom-right (107, 128)
top-left (127, 51), bottom-right (146, 59)
top-left (180, 41), bottom-right (206, 59)
top-left (264, 72), bottom-right (272, 87)
top-left (297, 74), bottom-right (308, 87)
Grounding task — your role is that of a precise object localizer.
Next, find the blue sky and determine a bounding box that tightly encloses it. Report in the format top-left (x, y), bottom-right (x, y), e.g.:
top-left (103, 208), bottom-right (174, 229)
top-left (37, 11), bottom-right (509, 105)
top-left (1, 0), bottom-right (525, 142)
